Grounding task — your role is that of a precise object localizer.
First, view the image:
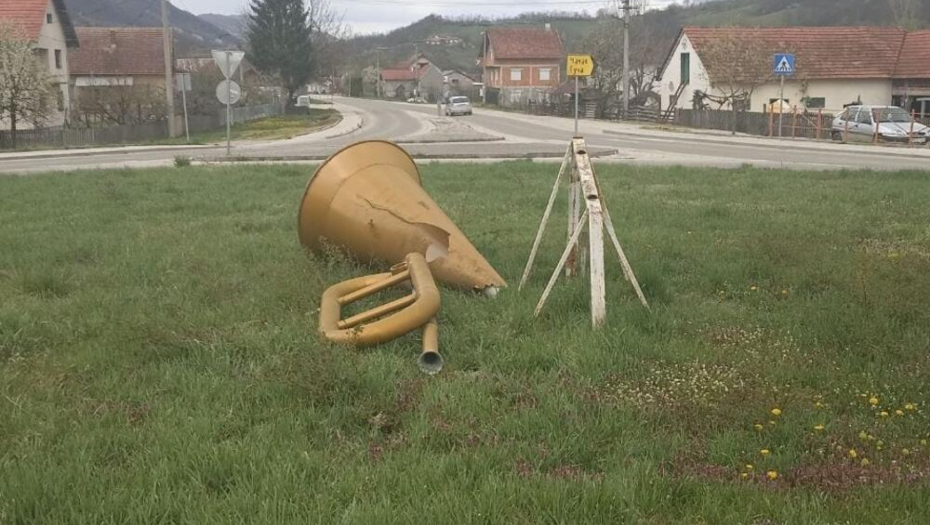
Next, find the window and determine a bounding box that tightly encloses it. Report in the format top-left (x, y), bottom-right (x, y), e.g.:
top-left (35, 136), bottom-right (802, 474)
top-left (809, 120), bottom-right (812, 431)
top-left (856, 109), bottom-right (873, 124)
top-left (54, 50), bottom-right (62, 69)
top-left (680, 53), bottom-right (690, 85)
top-left (805, 97), bottom-right (826, 109)
top-left (539, 68), bottom-right (551, 81)
top-left (47, 13), bottom-right (53, 24)
top-left (510, 68), bottom-right (522, 82)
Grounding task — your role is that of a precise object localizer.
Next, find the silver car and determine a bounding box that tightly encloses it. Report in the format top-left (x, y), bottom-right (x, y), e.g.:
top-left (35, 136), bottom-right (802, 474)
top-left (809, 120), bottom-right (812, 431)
top-left (445, 96), bottom-right (473, 117)
top-left (832, 105), bottom-right (929, 144)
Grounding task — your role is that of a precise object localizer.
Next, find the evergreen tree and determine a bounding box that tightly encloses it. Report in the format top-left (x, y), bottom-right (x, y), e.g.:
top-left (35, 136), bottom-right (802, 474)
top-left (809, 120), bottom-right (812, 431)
top-left (247, 0), bottom-right (313, 105)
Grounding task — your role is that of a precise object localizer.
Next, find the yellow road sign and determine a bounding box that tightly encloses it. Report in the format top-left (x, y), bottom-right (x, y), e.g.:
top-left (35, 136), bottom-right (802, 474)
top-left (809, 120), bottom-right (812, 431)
top-left (567, 55), bottom-right (595, 77)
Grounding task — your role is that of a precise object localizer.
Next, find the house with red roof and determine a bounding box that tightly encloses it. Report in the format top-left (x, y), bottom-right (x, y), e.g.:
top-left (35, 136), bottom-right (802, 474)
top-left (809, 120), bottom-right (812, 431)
top-left (479, 25), bottom-right (564, 106)
top-left (379, 54), bottom-right (444, 101)
top-left (68, 27), bottom-right (171, 125)
top-left (658, 26), bottom-right (930, 116)
top-left (0, 0), bottom-right (79, 128)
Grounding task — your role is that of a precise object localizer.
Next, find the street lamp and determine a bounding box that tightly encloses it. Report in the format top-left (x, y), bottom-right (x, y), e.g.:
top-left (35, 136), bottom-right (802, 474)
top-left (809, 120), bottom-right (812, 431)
top-left (609, 0), bottom-right (631, 119)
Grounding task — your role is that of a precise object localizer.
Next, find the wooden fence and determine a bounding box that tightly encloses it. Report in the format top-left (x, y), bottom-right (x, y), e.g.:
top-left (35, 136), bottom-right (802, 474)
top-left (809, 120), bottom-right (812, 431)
top-left (0, 101), bottom-right (285, 150)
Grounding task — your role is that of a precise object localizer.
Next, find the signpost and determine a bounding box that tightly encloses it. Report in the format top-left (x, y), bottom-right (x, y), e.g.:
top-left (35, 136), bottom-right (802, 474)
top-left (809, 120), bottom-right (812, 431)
top-left (176, 72), bottom-right (192, 143)
top-left (213, 50), bottom-right (246, 155)
top-left (773, 53), bottom-right (796, 137)
top-left (567, 55), bottom-right (595, 136)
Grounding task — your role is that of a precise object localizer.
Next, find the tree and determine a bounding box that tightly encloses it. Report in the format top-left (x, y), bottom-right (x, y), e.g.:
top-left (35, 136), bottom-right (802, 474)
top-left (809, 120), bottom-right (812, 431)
top-left (583, 5), bottom-right (665, 118)
top-left (887, 0), bottom-right (920, 30)
top-left (694, 31), bottom-right (772, 134)
top-left (246, 0), bottom-right (342, 105)
top-left (0, 23), bottom-right (54, 148)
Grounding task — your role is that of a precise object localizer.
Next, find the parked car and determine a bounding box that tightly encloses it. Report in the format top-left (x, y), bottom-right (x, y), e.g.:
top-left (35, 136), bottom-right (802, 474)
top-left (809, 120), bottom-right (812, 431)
top-left (831, 105), bottom-right (929, 144)
top-left (445, 96), bottom-right (473, 116)
top-left (406, 97), bottom-right (428, 104)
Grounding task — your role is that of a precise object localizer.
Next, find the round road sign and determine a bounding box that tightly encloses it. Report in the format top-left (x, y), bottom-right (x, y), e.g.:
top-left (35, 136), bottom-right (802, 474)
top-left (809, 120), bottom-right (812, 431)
top-left (216, 80), bottom-right (241, 105)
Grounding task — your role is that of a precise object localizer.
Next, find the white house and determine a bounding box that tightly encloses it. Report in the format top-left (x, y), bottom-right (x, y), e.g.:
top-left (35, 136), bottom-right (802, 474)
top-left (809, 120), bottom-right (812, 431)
top-left (0, 0), bottom-right (80, 128)
top-left (658, 26), bottom-right (930, 115)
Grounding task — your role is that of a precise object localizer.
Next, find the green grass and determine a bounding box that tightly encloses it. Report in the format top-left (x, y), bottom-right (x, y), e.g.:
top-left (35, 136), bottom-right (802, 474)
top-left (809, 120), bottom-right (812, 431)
top-left (161, 109), bottom-right (341, 146)
top-left (2, 162), bottom-right (930, 523)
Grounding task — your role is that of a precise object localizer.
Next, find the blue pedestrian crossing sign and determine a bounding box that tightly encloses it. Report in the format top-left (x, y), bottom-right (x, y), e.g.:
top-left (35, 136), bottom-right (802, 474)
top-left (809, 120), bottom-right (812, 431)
top-left (774, 53), bottom-right (796, 75)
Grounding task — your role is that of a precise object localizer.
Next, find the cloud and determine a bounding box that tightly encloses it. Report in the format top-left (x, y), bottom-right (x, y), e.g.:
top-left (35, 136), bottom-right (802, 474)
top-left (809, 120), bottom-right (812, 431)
top-left (185, 0), bottom-right (680, 35)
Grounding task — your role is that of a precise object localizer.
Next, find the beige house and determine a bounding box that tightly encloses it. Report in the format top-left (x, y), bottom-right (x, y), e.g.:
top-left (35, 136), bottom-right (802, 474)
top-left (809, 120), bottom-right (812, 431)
top-left (0, 0), bottom-right (79, 128)
top-left (69, 27), bottom-right (169, 125)
top-left (658, 27), bottom-right (930, 115)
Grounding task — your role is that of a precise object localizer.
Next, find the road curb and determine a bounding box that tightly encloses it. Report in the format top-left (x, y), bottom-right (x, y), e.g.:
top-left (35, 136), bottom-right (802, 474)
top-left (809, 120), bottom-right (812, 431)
top-left (396, 136), bottom-right (506, 144)
top-left (601, 129), bottom-right (930, 159)
top-left (0, 145), bottom-right (212, 161)
top-left (197, 148), bottom-right (618, 163)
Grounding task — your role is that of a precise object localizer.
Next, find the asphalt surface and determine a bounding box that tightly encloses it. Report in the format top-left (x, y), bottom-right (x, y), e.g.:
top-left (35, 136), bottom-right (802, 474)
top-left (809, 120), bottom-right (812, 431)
top-left (1, 96), bottom-right (928, 174)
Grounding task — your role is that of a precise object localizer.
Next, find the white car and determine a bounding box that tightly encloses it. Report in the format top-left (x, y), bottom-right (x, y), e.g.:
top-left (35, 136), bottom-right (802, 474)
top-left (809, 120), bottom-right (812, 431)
top-left (832, 105), bottom-right (929, 144)
top-left (445, 96), bottom-right (473, 116)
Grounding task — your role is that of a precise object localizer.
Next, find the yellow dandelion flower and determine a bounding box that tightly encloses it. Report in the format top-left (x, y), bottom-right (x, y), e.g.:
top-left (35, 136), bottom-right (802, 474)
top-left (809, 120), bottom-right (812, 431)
top-left (859, 431), bottom-right (869, 441)
top-left (879, 411), bottom-right (890, 418)
top-left (769, 420), bottom-right (777, 426)
top-left (815, 401), bottom-right (825, 409)
top-left (766, 471), bottom-right (779, 480)
top-left (902, 449), bottom-right (911, 456)
top-left (814, 424), bottom-right (825, 432)
top-left (754, 424), bottom-right (764, 432)
top-left (760, 449), bottom-right (771, 456)
top-left (781, 289), bottom-right (789, 296)
top-left (746, 464), bottom-right (754, 471)
top-left (905, 403), bottom-right (916, 411)
top-left (740, 472), bottom-right (749, 479)
top-left (895, 410), bottom-right (905, 417)
top-left (869, 397), bottom-right (879, 406)
top-left (750, 285), bottom-right (758, 291)
top-left (849, 449), bottom-right (858, 459)
top-left (921, 439), bottom-right (928, 447)
top-left (861, 458), bottom-right (870, 467)
top-left (877, 440), bottom-right (884, 447)
top-left (771, 408), bottom-right (782, 417)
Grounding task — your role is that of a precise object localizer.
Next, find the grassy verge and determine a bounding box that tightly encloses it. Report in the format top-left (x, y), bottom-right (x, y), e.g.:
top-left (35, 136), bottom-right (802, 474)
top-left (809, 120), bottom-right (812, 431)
top-left (160, 108), bottom-right (341, 145)
top-left (1, 163), bottom-right (929, 523)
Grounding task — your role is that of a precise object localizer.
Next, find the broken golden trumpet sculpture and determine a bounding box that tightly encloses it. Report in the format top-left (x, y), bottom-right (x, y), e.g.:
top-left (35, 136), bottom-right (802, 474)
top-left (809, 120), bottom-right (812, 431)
top-left (319, 253), bottom-right (444, 375)
top-left (298, 140), bottom-right (506, 293)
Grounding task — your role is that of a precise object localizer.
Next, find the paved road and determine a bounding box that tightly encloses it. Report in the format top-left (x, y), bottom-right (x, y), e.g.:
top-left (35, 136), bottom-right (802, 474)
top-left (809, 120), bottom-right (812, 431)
top-left (1, 96), bottom-right (928, 174)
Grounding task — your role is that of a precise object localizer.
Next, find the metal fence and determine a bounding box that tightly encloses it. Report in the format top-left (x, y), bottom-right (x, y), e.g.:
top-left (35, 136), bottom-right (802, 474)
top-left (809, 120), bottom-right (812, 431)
top-left (0, 101), bottom-right (285, 150)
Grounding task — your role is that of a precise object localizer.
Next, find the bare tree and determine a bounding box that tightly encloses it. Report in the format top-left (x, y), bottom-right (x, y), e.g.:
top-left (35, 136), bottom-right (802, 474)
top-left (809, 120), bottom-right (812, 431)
top-left (694, 31), bottom-right (772, 134)
top-left (73, 82), bottom-right (166, 127)
top-left (888, 0), bottom-right (920, 30)
top-left (583, 7), bottom-right (664, 118)
top-left (0, 23), bottom-right (54, 148)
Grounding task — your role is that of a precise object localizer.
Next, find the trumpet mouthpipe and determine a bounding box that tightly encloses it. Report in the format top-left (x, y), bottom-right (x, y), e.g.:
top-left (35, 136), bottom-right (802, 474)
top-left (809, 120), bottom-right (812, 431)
top-left (418, 317), bottom-right (443, 375)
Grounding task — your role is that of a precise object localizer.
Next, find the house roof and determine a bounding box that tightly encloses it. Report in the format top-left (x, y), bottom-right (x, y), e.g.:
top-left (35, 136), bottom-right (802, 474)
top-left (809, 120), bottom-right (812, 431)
top-left (684, 26), bottom-right (909, 81)
top-left (895, 30), bottom-right (930, 79)
top-left (381, 68), bottom-right (420, 81)
top-left (0, 0), bottom-right (79, 47)
top-left (69, 27), bottom-right (166, 76)
top-left (662, 26), bottom-right (930, 82)
top-left (485, 27), bottom-right (564, 60)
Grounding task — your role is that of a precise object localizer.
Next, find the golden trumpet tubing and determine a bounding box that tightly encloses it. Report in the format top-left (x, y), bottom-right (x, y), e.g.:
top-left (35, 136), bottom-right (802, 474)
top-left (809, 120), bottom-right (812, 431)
top-left (338, 294), bottom-right (416, 330)
top-left (338, 269), bottom-right (411, 306)
top-left (319, 253), bottom-right (441, 347)
top-left (422, 317), bottom-right (439, 353)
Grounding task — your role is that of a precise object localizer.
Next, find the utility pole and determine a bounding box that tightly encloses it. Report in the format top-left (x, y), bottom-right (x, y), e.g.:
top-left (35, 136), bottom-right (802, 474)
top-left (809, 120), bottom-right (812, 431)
top-left (161, 0), bottom-right (177, 137)
top-left (622, 0), bottom-right (631, 120)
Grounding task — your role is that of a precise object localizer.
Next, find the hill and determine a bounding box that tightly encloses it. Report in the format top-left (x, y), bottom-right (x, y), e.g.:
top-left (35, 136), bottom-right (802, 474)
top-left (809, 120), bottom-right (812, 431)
top-left (198, 13), bottom-right (247, 41)
top-left (340, 0), bottom-right (930, 76)
top-left (62, 0), bottom-right (240, 55)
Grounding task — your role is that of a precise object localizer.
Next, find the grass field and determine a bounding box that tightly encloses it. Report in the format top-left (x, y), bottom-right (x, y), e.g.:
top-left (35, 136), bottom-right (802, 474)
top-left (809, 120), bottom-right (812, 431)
top-left (163, 109), bottom-right (341, 146)
top-left (1, 162), bottom-right (930, 523)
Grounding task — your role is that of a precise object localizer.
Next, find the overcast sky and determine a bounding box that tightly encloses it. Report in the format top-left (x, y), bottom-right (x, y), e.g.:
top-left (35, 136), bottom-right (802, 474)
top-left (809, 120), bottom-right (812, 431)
top-left (181, 0), bottom-right (679, 35)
